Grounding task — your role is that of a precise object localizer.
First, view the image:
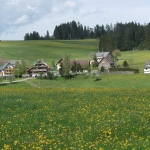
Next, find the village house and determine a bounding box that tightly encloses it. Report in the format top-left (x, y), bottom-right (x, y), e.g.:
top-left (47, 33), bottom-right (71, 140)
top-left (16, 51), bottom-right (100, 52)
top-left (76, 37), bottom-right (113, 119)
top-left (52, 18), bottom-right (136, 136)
top-left (144, 60), bottom-right (150, 74)
top-left (0, 60), bottom-right (21, 76)
top-left (0, 62), bottom-right (14, 76)
top-left (90, 52), bottom-right (116, 69)
top-left (28, 60), bottom-right (50, 77)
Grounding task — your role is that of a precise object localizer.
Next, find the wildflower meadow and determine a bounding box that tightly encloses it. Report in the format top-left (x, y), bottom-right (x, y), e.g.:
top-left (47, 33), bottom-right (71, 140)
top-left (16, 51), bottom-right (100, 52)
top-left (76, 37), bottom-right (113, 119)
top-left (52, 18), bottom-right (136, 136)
top-left (0, 88), bottom-right (150, 150)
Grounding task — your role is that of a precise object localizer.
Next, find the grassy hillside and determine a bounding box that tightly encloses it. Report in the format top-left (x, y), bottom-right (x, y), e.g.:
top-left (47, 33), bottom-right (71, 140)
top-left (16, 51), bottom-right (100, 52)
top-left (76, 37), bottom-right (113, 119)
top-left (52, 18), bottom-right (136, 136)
top-left (1, 39), bottom-right (150, 71)
top-left (0, 39), bottom-right (97, 66)
top-left (118, 50), bottom-right (150, 72)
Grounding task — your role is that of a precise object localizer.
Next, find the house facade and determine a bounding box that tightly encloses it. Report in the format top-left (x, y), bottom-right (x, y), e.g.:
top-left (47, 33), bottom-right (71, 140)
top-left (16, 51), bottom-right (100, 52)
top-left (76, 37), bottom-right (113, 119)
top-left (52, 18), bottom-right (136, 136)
top-left (28, 60), bottom-right (50, 77)
top-left (144, 60), bottom-right (150, 74)
top-left (90, 52), bottom-right (115, 69)
top-left (0, 62), bottom-right (14, 76)
top-left (56, 58), bottom-right (63, 70)
top-left (98, 57), bottom-right (116, 70)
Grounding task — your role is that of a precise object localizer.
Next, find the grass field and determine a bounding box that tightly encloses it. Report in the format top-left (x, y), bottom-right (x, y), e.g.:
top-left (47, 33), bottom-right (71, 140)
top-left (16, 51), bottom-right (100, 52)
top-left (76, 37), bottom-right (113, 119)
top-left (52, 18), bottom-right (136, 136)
top-left (0, 88), bottom-right (150, 150)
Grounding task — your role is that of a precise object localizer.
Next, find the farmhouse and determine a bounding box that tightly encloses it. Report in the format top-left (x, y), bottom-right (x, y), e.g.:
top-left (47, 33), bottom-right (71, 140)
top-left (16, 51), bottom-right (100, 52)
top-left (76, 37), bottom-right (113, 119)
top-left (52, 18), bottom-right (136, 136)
top-left (90, 52), bottom-right (115, 69)
top-left (0, 62), bottom-right (14, 76)
top-left (28, 60), bottom-right (50, 77)
top-left (144, 60), bottom-right (150, 74)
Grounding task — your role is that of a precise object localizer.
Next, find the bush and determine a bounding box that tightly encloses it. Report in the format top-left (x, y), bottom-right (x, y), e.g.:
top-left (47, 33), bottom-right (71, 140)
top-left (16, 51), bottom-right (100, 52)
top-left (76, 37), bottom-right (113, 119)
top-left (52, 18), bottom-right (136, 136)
top-left (109, 67), bottom-right (139, 73)
top-left (47, 72), bottom-right (55, 80)
top-left (94, 75), bottom-right (101, 81)
top-left (123, 60), bottom-right (129, 67)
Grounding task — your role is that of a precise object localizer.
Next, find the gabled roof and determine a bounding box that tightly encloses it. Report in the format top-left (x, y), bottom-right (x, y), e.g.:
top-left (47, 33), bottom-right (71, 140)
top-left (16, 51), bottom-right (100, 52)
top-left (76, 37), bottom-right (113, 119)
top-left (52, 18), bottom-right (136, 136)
top-left (144, 60), bottom-right (150, 68)
top-left (56, 58), bottom-right (63, 65)
top-left (56, 58), bottom-right (90, 68)
top-left (34, 60), bottom-right (48, 66)
top-left (96, 52), bottom-right (110, 58)
top-left (28, 60), bottom-right (49, 72)
top-left (70, 60), bottom-right (90, 68)
top-left (0, 62), bottom-right (13, 71)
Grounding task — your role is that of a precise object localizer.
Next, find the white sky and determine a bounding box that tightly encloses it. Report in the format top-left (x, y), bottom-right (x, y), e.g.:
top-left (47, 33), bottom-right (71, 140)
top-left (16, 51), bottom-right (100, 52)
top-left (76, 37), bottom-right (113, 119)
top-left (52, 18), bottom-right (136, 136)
top-left (0, 0), bottom-right (150, 40)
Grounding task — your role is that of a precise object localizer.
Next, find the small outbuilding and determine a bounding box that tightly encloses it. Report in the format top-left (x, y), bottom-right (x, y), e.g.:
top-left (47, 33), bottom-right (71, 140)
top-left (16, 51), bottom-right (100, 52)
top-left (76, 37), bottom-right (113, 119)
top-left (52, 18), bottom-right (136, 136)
top-left (144, 60), bottom-right (150, 74)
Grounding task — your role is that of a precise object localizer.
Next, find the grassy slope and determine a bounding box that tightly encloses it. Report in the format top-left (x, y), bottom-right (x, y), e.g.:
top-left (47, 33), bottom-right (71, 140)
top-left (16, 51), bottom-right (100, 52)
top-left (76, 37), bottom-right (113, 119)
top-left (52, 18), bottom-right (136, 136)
top-left (118, 50), bottom-right (150, 72)
top-left (0, 40), bottom-right (97, 66)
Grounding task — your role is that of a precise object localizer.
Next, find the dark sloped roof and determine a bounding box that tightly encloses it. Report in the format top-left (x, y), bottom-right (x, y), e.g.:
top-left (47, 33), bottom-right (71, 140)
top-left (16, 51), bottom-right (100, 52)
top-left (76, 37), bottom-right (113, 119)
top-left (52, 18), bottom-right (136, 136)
top-left (0, 62), bottom-right (12, 71)
top-left (96, 52), bottom-right (110, 58)
top-left (70, 60), bottom-right (90, 68)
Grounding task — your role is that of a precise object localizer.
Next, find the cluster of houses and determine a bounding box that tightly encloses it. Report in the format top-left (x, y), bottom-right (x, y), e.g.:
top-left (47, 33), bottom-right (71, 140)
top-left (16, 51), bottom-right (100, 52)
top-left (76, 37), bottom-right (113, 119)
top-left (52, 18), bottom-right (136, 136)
top-left (0, 52), bottom-right (149, 77)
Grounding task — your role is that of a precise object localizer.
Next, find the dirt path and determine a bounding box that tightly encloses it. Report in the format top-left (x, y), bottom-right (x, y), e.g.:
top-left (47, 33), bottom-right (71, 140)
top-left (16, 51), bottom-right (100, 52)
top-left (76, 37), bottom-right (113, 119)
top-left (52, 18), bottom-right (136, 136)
top-left (25, 80), bottom-right (40, 88)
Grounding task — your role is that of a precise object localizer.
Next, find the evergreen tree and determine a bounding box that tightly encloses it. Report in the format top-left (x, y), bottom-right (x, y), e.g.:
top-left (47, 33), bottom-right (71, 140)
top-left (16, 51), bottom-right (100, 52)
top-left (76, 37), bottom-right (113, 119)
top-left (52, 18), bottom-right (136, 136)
top-left (123, 60), bottom-right (129, 67)
top-left (93, 54), bottom-right (99, 68)
top-left (59, 55), bottom-right (71, 79)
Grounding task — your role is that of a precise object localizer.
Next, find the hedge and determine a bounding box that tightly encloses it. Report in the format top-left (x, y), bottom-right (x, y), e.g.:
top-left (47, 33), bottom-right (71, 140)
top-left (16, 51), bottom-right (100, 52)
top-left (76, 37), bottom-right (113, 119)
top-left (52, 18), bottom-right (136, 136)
top-left (109, 67), bottom-right (139, 73)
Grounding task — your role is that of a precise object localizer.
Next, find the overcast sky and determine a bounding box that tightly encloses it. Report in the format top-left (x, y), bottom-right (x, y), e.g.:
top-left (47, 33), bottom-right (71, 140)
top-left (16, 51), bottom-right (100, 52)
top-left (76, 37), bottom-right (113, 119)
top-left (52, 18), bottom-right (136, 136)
top-left (0, 0), bottom-right (150, 40)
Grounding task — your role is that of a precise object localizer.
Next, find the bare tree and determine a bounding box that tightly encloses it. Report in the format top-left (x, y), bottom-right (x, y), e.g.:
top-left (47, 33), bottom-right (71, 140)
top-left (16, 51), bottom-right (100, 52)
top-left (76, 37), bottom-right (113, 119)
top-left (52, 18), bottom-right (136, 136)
top-left (0, 57), bottom-right (6, 66)
top-left (112, 49), bottom-right (121, 61)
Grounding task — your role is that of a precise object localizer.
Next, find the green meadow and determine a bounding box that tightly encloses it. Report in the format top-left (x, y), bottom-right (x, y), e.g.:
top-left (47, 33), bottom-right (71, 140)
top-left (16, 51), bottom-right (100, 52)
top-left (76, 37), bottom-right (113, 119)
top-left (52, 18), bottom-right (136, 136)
top-left (0, 88), bottom-right (150, 149)
top-left (0, 39), bottom-right (97, 65)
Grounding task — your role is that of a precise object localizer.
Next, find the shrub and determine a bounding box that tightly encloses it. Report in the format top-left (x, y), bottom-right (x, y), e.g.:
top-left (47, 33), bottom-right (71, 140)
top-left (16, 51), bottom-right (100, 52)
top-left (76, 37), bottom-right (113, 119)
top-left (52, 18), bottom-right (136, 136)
top-left (123, 60), bottom-right (129, 67)
top-left (100, 66), bottom-right (105, 72)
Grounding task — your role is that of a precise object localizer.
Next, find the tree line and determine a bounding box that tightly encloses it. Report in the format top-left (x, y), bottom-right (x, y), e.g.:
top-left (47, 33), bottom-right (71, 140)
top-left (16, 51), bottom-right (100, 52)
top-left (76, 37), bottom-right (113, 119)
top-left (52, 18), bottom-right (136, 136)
top-left (24, 20), bottom-right (150, 51)
top-left (24, 30), bottom-right (52, 40)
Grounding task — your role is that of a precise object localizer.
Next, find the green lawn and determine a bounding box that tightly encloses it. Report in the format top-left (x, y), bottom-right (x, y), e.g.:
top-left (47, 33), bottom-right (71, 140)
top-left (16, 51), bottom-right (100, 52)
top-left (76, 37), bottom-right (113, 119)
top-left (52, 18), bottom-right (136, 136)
top-left (1, 73), bottom-right (149, 88)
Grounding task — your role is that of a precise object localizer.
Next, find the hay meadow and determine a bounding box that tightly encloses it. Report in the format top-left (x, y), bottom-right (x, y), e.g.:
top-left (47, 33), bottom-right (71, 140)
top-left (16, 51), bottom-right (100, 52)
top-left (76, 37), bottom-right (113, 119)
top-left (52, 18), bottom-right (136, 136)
top-left (0, 40), bottom-right (150, 149)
